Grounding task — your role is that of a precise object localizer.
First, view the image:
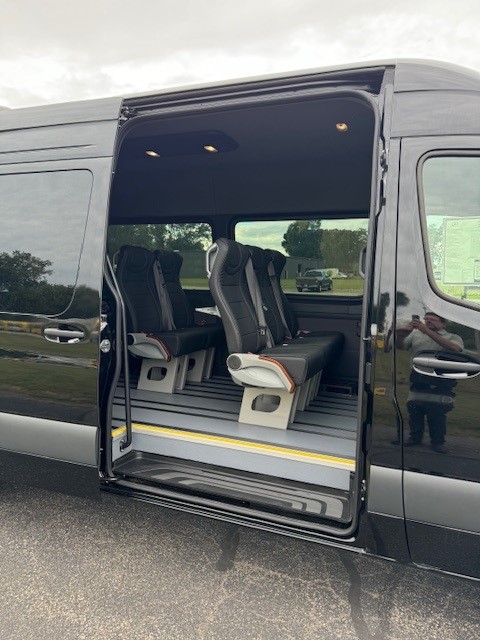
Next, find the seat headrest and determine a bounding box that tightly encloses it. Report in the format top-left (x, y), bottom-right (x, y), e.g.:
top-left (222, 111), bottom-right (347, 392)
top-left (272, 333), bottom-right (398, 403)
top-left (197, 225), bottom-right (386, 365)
top-left (214, 238), bottom-right (250, 276)
top-left (154, 249), bottom-right (183, 277)
top-left (247, 245), bottom-right (272, 275)
top-left (118, 245), bottom-right (154, 272)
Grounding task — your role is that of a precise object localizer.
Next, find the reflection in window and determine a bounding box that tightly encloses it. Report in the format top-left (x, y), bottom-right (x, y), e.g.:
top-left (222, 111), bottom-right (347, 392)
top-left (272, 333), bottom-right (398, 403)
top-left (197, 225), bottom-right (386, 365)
top-left (235, 218), bottom-right (368, 296)
top-left (0, 171), bottom-right (93, 314)
top-left (423, 156), bottom-right (480, 306)
top-left (107, 223), bottom-right (213, 288)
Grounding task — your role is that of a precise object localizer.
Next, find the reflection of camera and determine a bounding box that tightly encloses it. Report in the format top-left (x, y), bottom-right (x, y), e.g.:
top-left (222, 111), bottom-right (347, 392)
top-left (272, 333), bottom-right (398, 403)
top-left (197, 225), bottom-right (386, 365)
top-left (412, 314), bottom-right (420, 321)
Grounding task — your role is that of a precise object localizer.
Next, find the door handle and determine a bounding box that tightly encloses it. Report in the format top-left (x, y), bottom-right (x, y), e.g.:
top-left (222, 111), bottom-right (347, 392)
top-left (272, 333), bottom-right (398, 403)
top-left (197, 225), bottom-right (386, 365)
top-left (412, 354), bottom-right (480, 379)
top-left (43, 326), bottom-right (86, 343)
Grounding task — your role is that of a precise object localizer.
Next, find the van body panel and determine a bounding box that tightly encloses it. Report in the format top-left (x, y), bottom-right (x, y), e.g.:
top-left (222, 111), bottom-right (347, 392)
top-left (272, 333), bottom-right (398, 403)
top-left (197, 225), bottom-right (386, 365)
top-left (367, 466), bottom-right (403, 518)
top-left (392, 92), bottom-right (480, 138)
top-left (404, 472), bottom-right (480, 533)
top-left (0, 121), bottom-right (120, 165)
top-left (366, 137), bottom-right (402, 530)
top-left (0, 97), bottom-right (122, 131)
top-left (0, 448), bottom-right (99, 498)
top-left (404, 521), bottom-right (480, 578)
top-left (397, 135), bottom-right (480, 577)
top-left (392, 60), bottom-right (480, 92)
top-left (0, 412), bottom-right (97, 465)
top-left (0, 118), bottom-right (119, 494)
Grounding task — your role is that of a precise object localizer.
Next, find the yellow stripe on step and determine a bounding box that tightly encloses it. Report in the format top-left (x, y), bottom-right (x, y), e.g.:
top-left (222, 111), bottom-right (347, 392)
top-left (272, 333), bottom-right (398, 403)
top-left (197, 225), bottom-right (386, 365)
top-left (112, 423), bottom-right (355, 470)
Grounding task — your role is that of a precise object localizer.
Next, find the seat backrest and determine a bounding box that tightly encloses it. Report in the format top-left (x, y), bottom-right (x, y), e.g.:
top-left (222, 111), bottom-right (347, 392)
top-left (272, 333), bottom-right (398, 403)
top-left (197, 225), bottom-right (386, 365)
top-left (115, 245), bottom-right (164, 333)
top-left (209, 238), bottom-right (267, 354)
top-left (247, 246), bottom-right (287, 344)
top-left (154, 250), bottom-right (193, 329)
top-left (266, 249), bottom-right (299, 336)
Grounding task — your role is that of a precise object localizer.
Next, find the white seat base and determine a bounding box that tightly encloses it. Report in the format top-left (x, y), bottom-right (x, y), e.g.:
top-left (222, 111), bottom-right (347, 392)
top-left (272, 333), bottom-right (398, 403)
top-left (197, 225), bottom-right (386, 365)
top-left (138, 356), bottom-right (188, 393)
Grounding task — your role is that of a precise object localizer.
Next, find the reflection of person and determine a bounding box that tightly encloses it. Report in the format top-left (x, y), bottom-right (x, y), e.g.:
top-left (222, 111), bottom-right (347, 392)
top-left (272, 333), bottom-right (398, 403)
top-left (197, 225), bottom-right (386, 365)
top-left (397, 312), bottom-right (464, 453)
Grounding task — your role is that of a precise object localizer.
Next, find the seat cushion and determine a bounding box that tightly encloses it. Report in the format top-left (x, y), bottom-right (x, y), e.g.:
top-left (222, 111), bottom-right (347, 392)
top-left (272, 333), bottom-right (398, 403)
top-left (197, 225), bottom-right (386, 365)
top-left (260, 332), bottom-right (344, 385)
top-left (153, 325), bottom-right (223, 357)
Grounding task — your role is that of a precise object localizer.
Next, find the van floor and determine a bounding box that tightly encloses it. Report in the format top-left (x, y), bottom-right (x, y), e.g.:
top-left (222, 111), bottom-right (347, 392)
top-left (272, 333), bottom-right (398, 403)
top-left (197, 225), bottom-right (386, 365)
top-left (111, 375), bottom-right (358, 492)
top-left (112, 376), bottom-right (357, 491)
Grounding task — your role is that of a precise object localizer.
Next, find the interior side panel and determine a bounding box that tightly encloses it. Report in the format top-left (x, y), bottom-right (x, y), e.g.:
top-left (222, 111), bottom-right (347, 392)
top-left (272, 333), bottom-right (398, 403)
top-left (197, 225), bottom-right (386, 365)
top-left (288, 296), bottom-right (362, 381)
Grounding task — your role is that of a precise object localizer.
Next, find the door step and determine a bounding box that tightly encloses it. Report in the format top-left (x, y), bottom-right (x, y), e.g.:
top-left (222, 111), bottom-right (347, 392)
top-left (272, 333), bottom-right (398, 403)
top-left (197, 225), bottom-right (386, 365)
top-left (113, 451), bottom-right (352, 523)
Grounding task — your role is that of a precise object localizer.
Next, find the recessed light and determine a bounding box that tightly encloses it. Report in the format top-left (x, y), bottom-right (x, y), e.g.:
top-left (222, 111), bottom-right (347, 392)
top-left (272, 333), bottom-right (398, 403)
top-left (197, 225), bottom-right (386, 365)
top-left (146, 150), bottom-right (160, 157)
top-left (203, 145), bottom-right (219, 153)
top-left (336, 123), bottom-right (348, 133)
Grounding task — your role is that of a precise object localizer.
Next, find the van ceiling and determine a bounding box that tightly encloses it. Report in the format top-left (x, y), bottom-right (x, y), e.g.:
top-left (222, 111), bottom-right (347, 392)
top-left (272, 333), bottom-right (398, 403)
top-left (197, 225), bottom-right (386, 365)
top-left (109, 95), bottom-right (376, 223)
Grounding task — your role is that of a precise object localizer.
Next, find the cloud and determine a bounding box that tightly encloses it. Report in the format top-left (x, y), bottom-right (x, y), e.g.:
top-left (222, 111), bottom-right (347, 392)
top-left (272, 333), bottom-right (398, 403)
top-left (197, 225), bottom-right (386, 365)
top-left (1, 0), bottom-right (480, 107)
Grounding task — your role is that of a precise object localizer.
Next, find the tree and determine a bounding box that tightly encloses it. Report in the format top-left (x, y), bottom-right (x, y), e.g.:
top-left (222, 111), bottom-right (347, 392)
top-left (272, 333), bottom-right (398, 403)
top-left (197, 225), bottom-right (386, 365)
top-left (0, 250), bottom-right (74, 314)
top-left (107, 223), bottom-right (211, 257)
top-left (281, 221), bottom-right (323, 259)
top-left (162, 223), bottom-right (211, 251)
top-left (319, 228), bottom-right (368, 274)
top-left (0, 250), bottom-right (52, 290)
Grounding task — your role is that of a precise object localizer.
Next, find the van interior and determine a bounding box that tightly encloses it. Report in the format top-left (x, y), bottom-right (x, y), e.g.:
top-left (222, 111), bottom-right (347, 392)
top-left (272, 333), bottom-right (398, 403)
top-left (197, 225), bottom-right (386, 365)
top-left (103, 89), bottom-right (377, 533)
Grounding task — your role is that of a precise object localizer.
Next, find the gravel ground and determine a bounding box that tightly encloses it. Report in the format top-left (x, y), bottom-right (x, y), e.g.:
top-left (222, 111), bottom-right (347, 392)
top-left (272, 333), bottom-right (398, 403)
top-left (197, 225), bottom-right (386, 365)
top-left (0, 484), bottom-right (478, 640)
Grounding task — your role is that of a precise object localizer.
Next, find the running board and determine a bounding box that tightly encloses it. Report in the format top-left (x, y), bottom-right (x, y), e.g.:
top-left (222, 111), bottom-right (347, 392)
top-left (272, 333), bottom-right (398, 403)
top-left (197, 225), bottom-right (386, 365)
top-left (113, 452), bottom-right (352, 523)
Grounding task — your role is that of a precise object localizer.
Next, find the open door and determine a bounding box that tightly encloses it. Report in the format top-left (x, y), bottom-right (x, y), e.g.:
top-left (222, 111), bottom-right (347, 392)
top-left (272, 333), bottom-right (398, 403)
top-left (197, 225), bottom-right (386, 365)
top-left (0, 97), bottom-right (122, 495)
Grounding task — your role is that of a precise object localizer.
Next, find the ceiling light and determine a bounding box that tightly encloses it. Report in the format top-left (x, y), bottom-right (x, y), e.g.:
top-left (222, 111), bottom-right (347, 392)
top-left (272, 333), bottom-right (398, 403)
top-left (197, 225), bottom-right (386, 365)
top-left (203, 145), bottom-right (219, 153)
top-left (336, 123), bottom-right (348, 133)
top-left (146, 150), bottom-right (160, 157)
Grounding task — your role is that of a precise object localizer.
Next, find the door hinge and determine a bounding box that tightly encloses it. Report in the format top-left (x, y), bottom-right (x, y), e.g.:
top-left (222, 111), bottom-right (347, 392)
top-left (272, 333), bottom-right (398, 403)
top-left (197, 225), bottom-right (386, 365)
top-left (360, 479), bottom-right (367, 501)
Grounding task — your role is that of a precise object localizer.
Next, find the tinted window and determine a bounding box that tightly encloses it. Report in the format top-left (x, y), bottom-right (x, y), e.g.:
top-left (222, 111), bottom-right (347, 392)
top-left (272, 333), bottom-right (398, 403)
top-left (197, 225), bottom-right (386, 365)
top-left (107, 223), bottom-right (213, 288)
top-left (0, 170), bottom-right (93, 315)
top-left (422, 156), bottom-right (480, 306)
top-left (235, 218), bottom-right (368, 296)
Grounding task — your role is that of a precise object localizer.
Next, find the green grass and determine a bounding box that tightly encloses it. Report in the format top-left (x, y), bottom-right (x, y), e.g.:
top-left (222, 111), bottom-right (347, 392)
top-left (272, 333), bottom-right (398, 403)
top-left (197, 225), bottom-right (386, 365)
top-left (0, 330), bottom-right (98, 403)
top-left (181, 276), bottom-right (364, 296)
top-left (0, 357), bottom-right (97, 403)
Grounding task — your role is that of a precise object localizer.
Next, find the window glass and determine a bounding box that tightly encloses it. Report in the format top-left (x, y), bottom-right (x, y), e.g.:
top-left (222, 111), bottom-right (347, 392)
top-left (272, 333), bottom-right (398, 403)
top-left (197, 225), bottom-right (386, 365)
top-left (235, 218), bottom-right (368, 296)
top-left (0, 170), bottom-right (92, 315)
top-left (422, 156), bottom-right (480, 306)
top-left (107, 223), bottom-right (213, 288)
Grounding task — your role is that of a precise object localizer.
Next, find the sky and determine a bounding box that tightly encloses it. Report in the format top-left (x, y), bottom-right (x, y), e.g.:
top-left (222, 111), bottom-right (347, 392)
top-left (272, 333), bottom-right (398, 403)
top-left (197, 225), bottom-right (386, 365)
top-left (1, 0), bottom-right (480, 109)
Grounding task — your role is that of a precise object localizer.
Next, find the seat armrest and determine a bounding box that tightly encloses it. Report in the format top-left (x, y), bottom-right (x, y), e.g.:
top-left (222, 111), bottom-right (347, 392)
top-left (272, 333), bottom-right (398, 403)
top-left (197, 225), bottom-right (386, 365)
top-left (127, 333), bottom-right (171, 361)
top-left (227, 353), bottom-right (295, 392)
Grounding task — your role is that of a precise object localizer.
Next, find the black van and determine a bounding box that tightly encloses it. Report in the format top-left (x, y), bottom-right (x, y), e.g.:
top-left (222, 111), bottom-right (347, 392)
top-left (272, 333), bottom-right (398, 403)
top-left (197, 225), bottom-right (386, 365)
top-left (1, 59), bottom-right (479, 580)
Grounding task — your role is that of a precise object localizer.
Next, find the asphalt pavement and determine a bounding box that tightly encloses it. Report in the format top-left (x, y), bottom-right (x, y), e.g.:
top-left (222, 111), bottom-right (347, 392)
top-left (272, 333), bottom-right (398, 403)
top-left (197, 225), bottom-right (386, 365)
top-left (0, 484), bottom-right (478, 640)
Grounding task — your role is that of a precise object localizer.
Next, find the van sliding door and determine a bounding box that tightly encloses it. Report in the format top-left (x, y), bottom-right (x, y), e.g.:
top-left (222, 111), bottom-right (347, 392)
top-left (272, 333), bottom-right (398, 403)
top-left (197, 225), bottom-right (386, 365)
top-left (0, 98), bottom-right (122, 495)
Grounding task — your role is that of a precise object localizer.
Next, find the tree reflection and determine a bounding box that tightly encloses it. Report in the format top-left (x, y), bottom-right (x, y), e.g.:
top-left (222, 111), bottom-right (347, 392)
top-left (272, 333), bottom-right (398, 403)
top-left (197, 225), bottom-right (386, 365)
top-left (0, 250), bottom-right (90, 316)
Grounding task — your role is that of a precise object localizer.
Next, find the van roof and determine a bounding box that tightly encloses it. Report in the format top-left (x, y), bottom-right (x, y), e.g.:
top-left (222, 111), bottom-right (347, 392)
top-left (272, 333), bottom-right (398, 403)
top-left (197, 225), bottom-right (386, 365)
top-left (122, 58), bottom-right (480, 104)
top-left (3, 58), bottom-right (480, 113)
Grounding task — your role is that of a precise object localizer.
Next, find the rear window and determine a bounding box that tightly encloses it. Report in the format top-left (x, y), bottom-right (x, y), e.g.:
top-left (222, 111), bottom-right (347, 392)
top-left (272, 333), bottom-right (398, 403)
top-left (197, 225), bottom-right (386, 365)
top-left (234, 218), bottom-right (368, 296)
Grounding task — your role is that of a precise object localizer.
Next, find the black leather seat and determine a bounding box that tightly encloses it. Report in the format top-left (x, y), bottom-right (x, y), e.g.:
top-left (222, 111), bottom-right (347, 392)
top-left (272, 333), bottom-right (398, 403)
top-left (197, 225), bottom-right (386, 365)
top-left (248, 245), bottom-right (343, 378)
top-left (154, 249), bottom-right (222, 349)
top-left (208, 238), bottom-right (344, 427)
top-left (116, 245), bottom-right (221, 358)
top-left (209, 238), bottom-right (343, 386)
top-left (266, 249), bottom-right (342, 343)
